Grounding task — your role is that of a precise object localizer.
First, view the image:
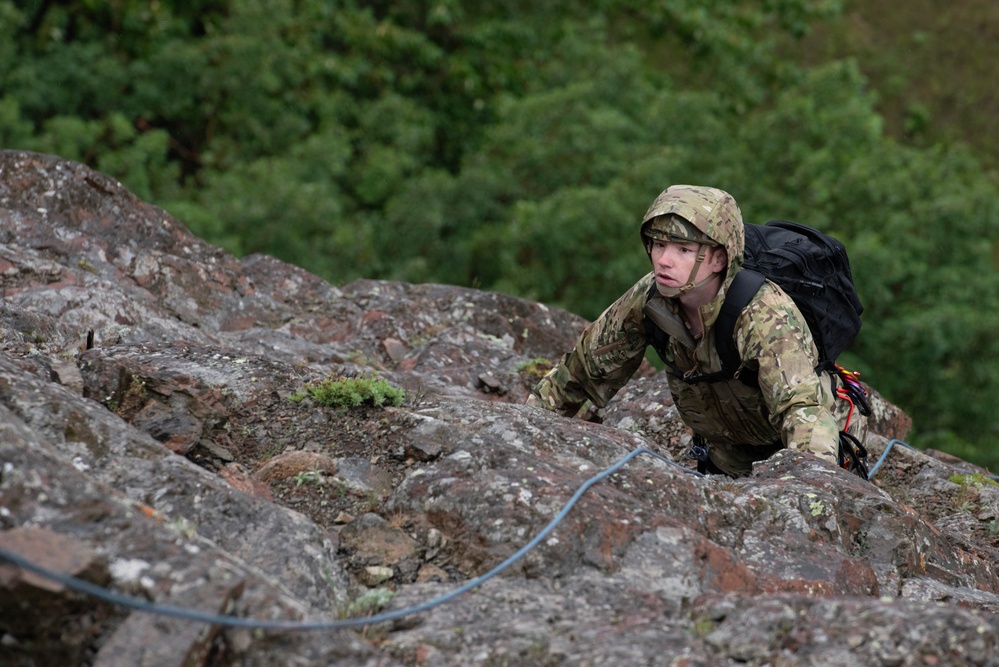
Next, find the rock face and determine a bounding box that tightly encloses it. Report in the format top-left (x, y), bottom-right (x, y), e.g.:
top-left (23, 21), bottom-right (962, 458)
top-left (0, 150), bottom-right (996, 666)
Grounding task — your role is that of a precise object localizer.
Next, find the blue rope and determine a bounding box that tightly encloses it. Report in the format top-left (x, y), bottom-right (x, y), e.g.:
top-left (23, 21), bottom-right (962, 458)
top-left (867, 439), bottom-right (913, 477)
top-left (7, 438), bottom-right (991, 631)
top-left (0, 447), bottom-right (698, 631)
top-left (867, 438), bottom-right (999, 481)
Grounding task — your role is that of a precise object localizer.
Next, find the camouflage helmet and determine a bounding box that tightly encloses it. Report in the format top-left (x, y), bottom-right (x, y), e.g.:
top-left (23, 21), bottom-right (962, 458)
top-left (640, 184), bottom-right (746, 276)
top-left (642, 213), bottom-right (718, 247)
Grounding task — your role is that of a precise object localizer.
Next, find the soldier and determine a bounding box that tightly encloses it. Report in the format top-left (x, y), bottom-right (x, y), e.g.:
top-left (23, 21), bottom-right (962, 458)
top-left (528, 184), bottom-right (867, 477)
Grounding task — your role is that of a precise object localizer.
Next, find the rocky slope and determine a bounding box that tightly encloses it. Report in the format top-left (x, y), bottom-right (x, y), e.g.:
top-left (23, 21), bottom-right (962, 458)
top-left (1, 150), bottom-right (997, 666)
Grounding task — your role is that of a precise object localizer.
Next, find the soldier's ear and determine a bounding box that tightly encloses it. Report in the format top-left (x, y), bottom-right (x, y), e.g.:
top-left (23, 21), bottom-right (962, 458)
top-left (709, 247), bottom-right (728, 272)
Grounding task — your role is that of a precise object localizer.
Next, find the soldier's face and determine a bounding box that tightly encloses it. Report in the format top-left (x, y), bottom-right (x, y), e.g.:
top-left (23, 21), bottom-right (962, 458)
top-left (650, 240), bottom-right (726, 289)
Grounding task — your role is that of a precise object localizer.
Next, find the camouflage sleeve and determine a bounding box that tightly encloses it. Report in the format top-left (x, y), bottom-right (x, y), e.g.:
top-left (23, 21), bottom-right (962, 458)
top-left (531, 274), bottom-right (653, 416)
top-left (735, 283), bottom-right (841, 463)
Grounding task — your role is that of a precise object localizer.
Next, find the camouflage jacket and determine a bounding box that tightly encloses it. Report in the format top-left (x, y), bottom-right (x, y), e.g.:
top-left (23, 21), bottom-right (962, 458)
top-left (531, 185), bottom-right (865, 476)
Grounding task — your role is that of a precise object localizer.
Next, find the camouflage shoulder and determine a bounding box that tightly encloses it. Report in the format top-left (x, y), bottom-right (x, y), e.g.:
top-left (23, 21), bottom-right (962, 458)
top-left (616, 272), bottom-right (656, 311)
top-left (736, 280), bottom-right (819, 368)
top-left (587, 273), bottom-right (656, 333)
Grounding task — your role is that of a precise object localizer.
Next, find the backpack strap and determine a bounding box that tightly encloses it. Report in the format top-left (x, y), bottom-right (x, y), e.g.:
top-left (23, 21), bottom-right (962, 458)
top-left (645, 271), bottom-right (767, 385)
top-left (715, 269), bottom-right (766, 386)
top-left (643, 284), bottom-right (670, 362)
top-left (643, 285), bottom-right (725, 384)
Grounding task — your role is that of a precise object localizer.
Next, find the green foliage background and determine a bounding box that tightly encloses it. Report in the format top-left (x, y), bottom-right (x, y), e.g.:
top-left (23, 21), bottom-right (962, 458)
top-left (4, 0), bottom-right (999, 468)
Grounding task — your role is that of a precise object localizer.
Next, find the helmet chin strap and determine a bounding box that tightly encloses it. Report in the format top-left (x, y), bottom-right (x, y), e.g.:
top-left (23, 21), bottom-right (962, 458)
top-left (655, 244), bottom-right (716, 298)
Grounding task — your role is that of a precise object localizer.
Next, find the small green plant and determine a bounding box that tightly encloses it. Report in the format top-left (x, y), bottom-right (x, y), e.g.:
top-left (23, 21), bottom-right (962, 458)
top-left (166, 516), bottom-right (198, 540)
top-left (516, 357), bottom-right (554, 384)
top-left (292, 469), bottom-right (323, 487)
top-left (341, 587), bottom-right (397, 619)
top-left (109, 375), bottom-right (148, 416)
top-left (692, 617), bottom-right (715, 638)
top-left (851, 527), bottom-right (870, 557)
top-left (320, 565), bottom-right (338, 590)
top-left (290, 375), bottom-right (405, 408)
top-left (948, 473), bottom-right (999, 488)
top-left (77, 259), bottom-right (98, 273)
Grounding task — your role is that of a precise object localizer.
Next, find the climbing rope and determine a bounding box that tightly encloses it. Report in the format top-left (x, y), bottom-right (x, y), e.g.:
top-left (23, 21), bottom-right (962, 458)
top-left (0, 447), bottom-right (699, 631)
top-left (867, 438), bottom-right (914, 478)
top-left (2, 438), bottom-right (994, 631)
top-left (867, 438), bottom-right (999, 481)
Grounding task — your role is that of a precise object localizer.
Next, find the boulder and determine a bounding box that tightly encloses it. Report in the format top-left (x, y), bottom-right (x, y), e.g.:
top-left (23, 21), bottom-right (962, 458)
top-left (2, 150), bottom-right (997, 666)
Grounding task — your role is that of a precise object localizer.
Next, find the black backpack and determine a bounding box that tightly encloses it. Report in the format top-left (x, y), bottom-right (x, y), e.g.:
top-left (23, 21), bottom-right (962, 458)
top-left (645, 220), bottom-right (864, 386)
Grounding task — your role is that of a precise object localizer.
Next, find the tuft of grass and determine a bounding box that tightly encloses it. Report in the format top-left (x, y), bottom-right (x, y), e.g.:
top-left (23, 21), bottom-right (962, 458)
top-left (341, 587), bottom-right (397, 619)
top-left (692, 616), bottom-right (715, 638)
top-left (292, 469), bottom-right (323, 487)
top-left (947, 473), bottom-right (999, 488)
top-left (290, 375), bottom-right (405, 408)
top-left (166, 516), bottom-right (197, 540)
top-left (516, 357), bottom-right (554, 384)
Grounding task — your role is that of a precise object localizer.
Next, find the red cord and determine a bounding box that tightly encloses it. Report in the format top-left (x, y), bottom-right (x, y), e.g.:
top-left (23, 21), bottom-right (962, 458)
top-left (836, 388), bottom-right (856, 431)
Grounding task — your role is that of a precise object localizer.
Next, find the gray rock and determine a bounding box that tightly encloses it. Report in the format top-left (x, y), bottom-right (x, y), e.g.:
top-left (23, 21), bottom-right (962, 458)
top-left (1, 150), bottom-right (998, 666)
